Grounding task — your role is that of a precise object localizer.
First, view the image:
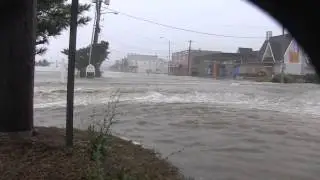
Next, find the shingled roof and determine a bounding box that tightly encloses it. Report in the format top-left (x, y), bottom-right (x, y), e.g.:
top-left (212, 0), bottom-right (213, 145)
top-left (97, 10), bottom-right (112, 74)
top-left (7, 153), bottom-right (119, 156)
top-left (238, 47), bottom-right (253, 54)
top-left (259, 34), bottom-right (293, 62)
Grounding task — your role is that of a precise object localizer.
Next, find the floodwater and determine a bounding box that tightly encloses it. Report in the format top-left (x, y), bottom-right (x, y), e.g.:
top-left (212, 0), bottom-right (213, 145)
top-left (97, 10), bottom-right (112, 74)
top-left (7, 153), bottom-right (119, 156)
top-left (34, 68), bottom-right (320, 180)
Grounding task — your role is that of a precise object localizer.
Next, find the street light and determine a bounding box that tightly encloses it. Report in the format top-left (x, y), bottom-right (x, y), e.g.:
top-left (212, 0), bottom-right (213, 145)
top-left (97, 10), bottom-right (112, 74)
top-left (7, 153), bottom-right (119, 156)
top-left (160, 37), bottom-right (171, 75)
top-left (160, 37), bottom-right (171, 62)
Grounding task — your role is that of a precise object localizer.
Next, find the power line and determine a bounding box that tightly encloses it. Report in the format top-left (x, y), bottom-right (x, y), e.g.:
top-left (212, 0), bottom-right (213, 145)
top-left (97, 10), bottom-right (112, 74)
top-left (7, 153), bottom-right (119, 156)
top-left (108, 38), bottom-right (172, 52)
top-left (107, 8), bottom-right (265, 39)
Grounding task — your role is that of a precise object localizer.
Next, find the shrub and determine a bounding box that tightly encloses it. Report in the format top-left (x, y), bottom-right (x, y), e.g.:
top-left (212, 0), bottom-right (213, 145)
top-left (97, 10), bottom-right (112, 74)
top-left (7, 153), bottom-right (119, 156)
top-left (271, 74), bottom-right (295, 83)
top-left (304, 73), bottom-right (320, 83)
top-left (270, 73), bottom-right (320, 84)
top-left (86, 90), bottom-right (121, 180)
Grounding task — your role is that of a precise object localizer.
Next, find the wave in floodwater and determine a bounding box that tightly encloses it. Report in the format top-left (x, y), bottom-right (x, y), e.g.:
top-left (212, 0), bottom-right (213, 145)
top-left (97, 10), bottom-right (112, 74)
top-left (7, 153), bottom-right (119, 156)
top-left (34, 88), bottom-right (320, 117)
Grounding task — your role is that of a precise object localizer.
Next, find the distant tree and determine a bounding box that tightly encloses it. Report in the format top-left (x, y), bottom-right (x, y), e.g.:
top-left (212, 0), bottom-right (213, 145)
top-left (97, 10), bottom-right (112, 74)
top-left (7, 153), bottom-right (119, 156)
top-left (35, 59), bottom-right (51, 66)
top-left (36, 0), bottom-right (91, 55)
top-left (123, 58), bottom-right (129, 67)
top-left (109, 60), bottom-right (121, 71)
top-left (121, 58), bottom-right (129, 72)
top-left (62, 41), bottom-right (109, 77)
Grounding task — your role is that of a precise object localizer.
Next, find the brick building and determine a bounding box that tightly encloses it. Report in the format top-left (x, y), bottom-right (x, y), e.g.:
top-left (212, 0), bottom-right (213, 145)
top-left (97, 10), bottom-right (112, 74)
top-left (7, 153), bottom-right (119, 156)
top-left (169, 50), bottom-right (220, 76)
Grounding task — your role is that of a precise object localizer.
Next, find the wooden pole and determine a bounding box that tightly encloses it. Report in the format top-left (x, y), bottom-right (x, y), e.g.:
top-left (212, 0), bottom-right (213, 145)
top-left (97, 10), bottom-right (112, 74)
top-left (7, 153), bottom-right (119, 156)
top-left (187, 40), bottom-right (192, 76)
top-left (66, 0), bottom-right (79, 147)
top-left (281, 26), bottom-right (285, 83)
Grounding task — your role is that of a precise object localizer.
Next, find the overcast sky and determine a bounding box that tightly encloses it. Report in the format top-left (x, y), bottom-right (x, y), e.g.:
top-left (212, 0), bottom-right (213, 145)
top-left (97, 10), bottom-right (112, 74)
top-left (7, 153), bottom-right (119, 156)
top-left (42, 0), bottom-right (283, 65)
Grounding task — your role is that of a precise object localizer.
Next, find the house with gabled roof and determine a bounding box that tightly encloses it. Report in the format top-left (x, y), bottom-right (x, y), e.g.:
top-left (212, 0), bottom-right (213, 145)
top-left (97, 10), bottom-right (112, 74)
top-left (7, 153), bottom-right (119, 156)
top-left (259, 31), bottom-right (315, 75)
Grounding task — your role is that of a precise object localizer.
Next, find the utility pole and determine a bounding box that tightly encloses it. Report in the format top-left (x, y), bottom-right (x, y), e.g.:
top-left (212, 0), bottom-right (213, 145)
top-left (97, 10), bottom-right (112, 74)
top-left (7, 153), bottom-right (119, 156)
top-left (168, 40), bottom-right (171, 61)
top-left (66, 0), bottom-right (79, 147)
top-left (281, 26), bottom-right (285, 83)
top-left (187, 40), bottom-right (192, 76)
top-left (87, 0), bottom-right (102, 78)
top-left (168, 40), bottom-right (171, 74)
top-left (93, 0), bottom-right (103, 44)
top-left (87, 0), bottom-right (112, 78)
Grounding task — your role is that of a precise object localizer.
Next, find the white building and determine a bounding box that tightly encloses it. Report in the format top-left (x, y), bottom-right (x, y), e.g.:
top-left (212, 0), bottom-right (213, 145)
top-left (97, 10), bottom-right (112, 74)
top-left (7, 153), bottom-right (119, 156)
top-left (260, 32), bottom-right (315, 75)
top-left (127, 54), bottom-right (158, 73)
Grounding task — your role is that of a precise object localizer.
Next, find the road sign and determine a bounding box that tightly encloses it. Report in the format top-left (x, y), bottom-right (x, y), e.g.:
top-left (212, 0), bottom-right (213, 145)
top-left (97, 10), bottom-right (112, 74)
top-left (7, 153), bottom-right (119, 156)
top-left (86, 64), bottom-right (95, 73)
top-left (86, 64), bottom-right (95, 78)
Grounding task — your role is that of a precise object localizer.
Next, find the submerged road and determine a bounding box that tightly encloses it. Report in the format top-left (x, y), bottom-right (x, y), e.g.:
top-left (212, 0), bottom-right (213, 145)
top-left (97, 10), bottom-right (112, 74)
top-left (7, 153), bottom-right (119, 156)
top-left (34, 69), bottom-right (320, 180)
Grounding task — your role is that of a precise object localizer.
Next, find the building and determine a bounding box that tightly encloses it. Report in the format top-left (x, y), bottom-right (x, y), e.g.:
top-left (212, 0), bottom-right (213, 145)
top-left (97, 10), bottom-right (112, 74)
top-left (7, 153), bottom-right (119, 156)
top-left (127, 54), bottom-right (158, 74)
top-left (169, 50), bottom-right (189, 76)
top-left (192, 52), bottom-right (241, 78)
top-left (191, 47), bottom-right (261, 79)
top-left (237, 47), bottom-right (259, 64)
top-left (155, 58), bottom-right (169, 74)
top-left (259, 31), bottom-right (314, 75)
top-left (169, 50), bottom-right (220, 76)
top-left (236, 47), bottom-right (265, 76)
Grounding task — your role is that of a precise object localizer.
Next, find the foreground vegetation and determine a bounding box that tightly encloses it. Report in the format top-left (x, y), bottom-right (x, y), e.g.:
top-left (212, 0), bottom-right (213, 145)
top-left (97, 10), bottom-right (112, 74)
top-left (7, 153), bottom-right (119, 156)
top-left (255, 74), bottom-right (320, 84)
top-left (0, 127), bottom-right (184, 180)
top-left (0, 92), bottom-right (187, 180)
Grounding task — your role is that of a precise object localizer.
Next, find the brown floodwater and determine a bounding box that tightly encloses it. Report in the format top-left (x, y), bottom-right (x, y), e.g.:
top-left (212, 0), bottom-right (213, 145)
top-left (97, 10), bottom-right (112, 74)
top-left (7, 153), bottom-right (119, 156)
top-left (34, 70), bottom-right (320, 180)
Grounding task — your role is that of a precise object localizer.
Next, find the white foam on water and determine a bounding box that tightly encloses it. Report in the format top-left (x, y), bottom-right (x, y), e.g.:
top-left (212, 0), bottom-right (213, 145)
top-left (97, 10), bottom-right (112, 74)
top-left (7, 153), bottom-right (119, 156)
top-left (35, 66), bottom-right (60, 72)
top-left (133, 91), bottom-right (250, 105)
top-left (34, 100), bottom-right (67, 109)
top-left (117, 136), bottom-right (142, 146)
top-left (133, 91), bottom-right (185, 103)
top-left (34, 86), bottom-right (115, 94)
top-left (34, 88), bottom-right (320, 117)
top-left (230, 82), bottom-right (240, 86)
top-left (132, 91), bottom-right (320, 117)
top-left (34, 95), bottom-right (135, 109)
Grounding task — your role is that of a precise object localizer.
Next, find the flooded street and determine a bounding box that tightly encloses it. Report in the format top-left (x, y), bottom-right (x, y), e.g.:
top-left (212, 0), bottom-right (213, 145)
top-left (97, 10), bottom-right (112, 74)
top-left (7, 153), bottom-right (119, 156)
top-left (34, 69), bottom-right (320, 180)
